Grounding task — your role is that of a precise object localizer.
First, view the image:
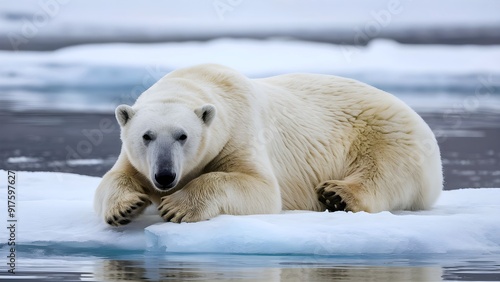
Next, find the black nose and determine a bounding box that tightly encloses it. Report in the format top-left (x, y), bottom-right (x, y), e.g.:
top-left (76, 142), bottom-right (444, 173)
top-left (154, 171), bottom-right (176, 188)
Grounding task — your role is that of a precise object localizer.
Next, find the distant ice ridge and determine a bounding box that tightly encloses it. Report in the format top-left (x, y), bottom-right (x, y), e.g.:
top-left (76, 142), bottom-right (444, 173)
top-left (0, 39), bottom-right (500, 112)
top-left (2, 39), bottom-right (500, 76)
top-left (0, 170), bottom-right (499, 256)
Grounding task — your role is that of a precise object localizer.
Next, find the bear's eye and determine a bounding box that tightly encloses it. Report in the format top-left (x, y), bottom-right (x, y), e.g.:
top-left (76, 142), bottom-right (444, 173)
top-left (178, 134), bottom-right (187, 141)
top-left (143, 133), bottom-right (153, 141)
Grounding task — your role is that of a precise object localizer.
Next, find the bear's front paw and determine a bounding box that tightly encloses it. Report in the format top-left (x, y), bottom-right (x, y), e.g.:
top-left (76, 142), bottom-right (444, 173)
top-left (316, 180), bottom-right (362, 212)
top-left (104, 193), bottom-right (151, 226)
top-left (157, 191), bottom-right (217, 223)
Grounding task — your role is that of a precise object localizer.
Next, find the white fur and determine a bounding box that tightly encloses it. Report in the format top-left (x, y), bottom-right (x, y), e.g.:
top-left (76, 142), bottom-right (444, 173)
top-left (94, 64), bottom-right (443, 225)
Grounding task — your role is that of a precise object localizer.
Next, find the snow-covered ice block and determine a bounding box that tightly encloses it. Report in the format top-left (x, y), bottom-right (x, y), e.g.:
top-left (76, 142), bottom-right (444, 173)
top-left (145, 189), bottom-right (500, 255)
top-left (0, 170), bottom-right (499, 256)
top-left (0, 170), bottom-right (161, 251)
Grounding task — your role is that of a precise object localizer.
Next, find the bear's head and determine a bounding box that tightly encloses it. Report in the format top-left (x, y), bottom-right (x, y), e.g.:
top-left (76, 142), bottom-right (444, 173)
top-left (115, 103), bottom-right (216, 191)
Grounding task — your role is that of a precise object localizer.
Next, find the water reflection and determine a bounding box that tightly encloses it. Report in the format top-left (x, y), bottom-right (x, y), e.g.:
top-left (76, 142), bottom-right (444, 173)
top-left (92, 258), bottom-right (443, 281)
top-left (2, 254), bottom-right (499, 281)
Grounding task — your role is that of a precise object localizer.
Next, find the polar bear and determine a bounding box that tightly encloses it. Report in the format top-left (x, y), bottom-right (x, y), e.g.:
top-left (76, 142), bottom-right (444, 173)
top-left (94, 64), bottom-right (442, 226)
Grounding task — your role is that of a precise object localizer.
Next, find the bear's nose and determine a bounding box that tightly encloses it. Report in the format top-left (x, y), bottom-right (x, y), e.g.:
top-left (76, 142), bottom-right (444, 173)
top-left (154, 171), bottom-right (177, 188)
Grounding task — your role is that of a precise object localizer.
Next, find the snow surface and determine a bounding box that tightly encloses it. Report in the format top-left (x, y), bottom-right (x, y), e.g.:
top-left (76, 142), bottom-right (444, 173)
top-left (7, 157), bottom-right (41, 163)
top-left (66, 159), bottom-right (104, 166)
top-left (0, 170), bottom-right (499, 256)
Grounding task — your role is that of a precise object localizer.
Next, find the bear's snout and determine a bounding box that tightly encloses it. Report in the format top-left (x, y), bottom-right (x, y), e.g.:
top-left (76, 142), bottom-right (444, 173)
top-left (154, 170), bottom-right (177, 189)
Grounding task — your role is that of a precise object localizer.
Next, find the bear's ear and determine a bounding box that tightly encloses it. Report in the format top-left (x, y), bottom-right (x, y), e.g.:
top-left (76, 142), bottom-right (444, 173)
top-left (194, 104), bottom-right (216, 126)
top-left (115, 105), bottom-right (135, 127)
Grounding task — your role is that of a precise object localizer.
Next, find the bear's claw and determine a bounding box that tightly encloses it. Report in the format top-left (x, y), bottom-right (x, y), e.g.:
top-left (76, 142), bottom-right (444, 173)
top-left (316, 183), bottom-right (348, 212)
top-left (157, 191), bottom-right (214, 223)
top-left (105, 196), bottom-right (151, 227)
top-left (158, 203), bottom-right (185, 223)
